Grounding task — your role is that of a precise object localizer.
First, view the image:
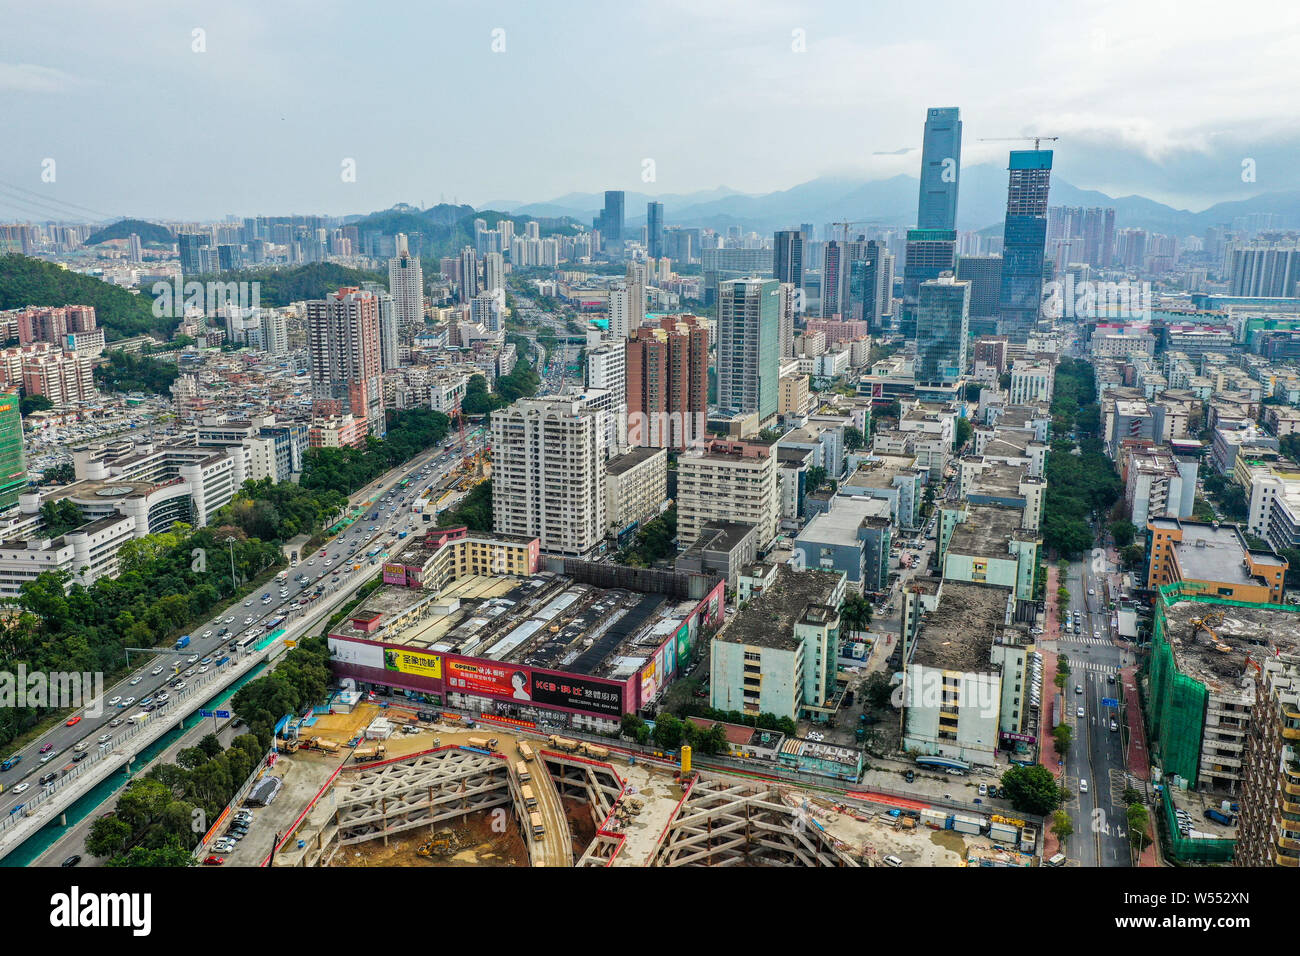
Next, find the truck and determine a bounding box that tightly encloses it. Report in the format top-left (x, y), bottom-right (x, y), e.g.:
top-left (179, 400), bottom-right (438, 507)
top-left (529, 811), bottom-right (545, 841)
top-left (465, 736), bottom-right (498, 752)
top-left (520, 784), bottom-right (538, 809)
top-left (548, 735), bottom-right (581, 753)
top-left (174, 635), bottom-right (191, 650)
top-left (1204, 807), bottom-right (1236, 826)
top-left (276, 570), bottom-right (288, 583)
top-left (353, 744), bottom-right (387, 762)
top-left (580, 743), bottom-right (610, 760)
top-left (307, 737), bottom-right (339, 753)
top-left (517, 741), bottom-right (535, 762)
top-left (0, 755), bottom-right (21, 771)
top-left (126, 712), bottom-right (149, 725)
top-left (515, 759), bottom-right (531, 782)
top-left (398, 530), bottom-right (408, 540)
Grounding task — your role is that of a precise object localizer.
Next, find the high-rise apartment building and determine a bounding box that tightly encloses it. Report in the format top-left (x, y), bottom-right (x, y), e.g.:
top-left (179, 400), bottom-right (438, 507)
top-left (1229, 243), bottom-right (1300, 298)
top-left (677, 439), bottom-right (779, 549)
top-left (458, 247), bottom-right (480, 303)
top-left (777, 282), bottom-right (797, 359)
top-left (915, 275), bottom-right (970, 387)
top-left (388, 234), bottom-right (425, 337)
top-left (306, 287), bottom-right (385, 437)
top-left (997, 150), bottom-right (1053, 342)
top-left (483, 251), bottom-right (506, 295)
top-left (718, 277), bottom-right (780, 424)
top-left (625, 315), bottom-right (709, 450)
top-left (177, 232), bottom-right (210, 276)
top-left (491, 396), bottom-right (607, 556)
top-left (1235, 654), bottom-right (1300, 868)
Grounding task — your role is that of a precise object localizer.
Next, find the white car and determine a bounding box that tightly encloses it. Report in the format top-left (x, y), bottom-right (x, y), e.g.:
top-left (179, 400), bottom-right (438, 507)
top-left (1088, 588), bottom-right (1095, 595)
top-left (245, 600), bottom-right (253, 607)
top-left (1079, 779), bottom-right (1089, 793)
top-left (107, 696), bottom-right (122, 707)
top-left (129, 676), bottom-right (143, 686)
top-left (203, 630), bottom-right (212, 639)
top-left (151, 665), bottom-right (164, 676)
top-left (1077, 706), bottom-right (1085, 718)
top-left (121, 697), bottom-right (136, 708)
top-left (12, 783), bottom-right (29, 794)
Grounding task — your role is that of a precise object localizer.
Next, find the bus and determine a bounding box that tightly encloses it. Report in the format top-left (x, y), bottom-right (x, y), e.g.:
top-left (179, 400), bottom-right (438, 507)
top-left (263, 616), bottom-right (285, 632)
top-left (234, 634), bottom-right (259, 653)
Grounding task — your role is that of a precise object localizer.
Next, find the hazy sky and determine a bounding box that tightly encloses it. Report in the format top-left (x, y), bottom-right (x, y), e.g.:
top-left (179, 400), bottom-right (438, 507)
top-left (2, 0), bottom-right (1298, 222)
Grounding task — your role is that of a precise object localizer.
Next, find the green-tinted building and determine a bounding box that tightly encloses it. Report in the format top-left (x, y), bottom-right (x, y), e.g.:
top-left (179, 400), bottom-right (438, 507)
top-left (0, 392), bottom-right (26, 510)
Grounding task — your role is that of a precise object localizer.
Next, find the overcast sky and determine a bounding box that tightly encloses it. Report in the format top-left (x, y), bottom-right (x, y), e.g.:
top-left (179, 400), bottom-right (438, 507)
top-left (2, 0), bottom-right (1298, 222)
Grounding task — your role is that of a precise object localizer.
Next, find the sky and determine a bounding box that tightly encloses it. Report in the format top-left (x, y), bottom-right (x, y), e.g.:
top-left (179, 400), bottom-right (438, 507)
top-left (2, 0), bottom-right (1299, 222)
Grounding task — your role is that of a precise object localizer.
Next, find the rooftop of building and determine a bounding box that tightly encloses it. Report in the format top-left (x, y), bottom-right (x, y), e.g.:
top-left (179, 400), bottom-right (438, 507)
top-left (798, 497), bottom-right (892, 548)
top-left (966, 460), bottom-right (1032, 498)
top-left (911, 581), bottom-right (1019, 671)
top-left (1162, 600), bottom-right (1300, 691)
top-left (606, 446), bottom-right (666, 476)
top-left (947, 504), bottom-right (1036, 555)
top-left (680, 521), bottom-right (757, 556)
top-left (1153, 519), bottom-right (1286, 582)
top-left (330, 569), bottom-right (701, 682)
top-left (842, 455), bottom-right (920, 490)
top-left (717, 564), bottom-right (843, 652)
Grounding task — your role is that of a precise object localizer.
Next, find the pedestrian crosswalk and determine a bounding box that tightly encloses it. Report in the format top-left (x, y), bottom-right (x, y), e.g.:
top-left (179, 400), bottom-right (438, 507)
top-left (1061, 636), bottom-right (1112, 647)
top-left (1068, 661), bottom-right (1119, 676)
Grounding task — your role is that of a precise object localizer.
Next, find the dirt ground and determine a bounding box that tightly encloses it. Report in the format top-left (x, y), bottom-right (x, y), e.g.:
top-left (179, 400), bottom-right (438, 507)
top-left (330, 811), bottom-right (529, 867)
top-left (563, 797), bottom-right (598, 857)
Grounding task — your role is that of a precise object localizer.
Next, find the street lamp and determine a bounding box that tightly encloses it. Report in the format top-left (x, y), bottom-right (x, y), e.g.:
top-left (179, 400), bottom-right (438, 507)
top-left (223, 536), bottom-right (239, 591)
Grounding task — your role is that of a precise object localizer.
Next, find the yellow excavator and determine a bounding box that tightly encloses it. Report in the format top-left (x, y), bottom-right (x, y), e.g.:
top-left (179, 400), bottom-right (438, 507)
top-left (1190, 609), bottom-right (1231, 652)
top-left (416, 831), bottom-right (459, 857)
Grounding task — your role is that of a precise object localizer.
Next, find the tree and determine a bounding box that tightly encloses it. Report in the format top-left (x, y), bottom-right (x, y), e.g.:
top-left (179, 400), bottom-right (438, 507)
top-left (806, 466), bottom-right (828, 493)
top-left (844, 426), bottom-right (865, 452)
top-left (953, 416), bottom-right (973, 452)
top-left (840, 595), bottom-right (873, 634)
top-left (863, 671), bottom-right (894, 710)
top-left (999, 764), bottom-right (1062, 816)
top-left (1109, 520), bottom-right (1137, 550)
top-left (20, 394), bottom-right (53, 417)
top-left (1053, 722), bottom-right (1073, 756)
top-left (964, 382), bottom-right (982, 403)
top-left (1051, 808), bottom-right (1074, 846)
top-left (1127, 802), bottom-right (1150, 853)
top-left (1121, 544), bottom-right (1145, 570)
top-left (39, 499), bottom-right (83, 536)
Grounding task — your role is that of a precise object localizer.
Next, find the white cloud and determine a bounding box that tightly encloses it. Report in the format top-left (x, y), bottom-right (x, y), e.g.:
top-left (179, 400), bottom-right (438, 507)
top-left (0, 63), bottom-right (79, 93)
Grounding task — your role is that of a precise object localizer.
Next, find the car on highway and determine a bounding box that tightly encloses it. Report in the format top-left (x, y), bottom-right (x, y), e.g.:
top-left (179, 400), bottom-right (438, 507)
top-left (73, 740), bottom-right (89, 752)
top-left (203, 855), bottom-right (225, 865)
top-left (12, 783), bottom-right (29, 794)
top-left (62, 855), bottom-right (82, 867)
top-left (151, 665), bottom-right (164, 676)
top-left (129, 675), bottom-right (143, 685)
top-left (65, 715), bottom-right (81, 726)
top-left (1075, 684), bottom-right (1083, 694)
top-left (203, 630), bottom-right (212, 639)
top-left (108, 717), bottom-right (123, 727)
top-left (97, 733), bottom-right (112, 744)
top-left (39, 750), bottom-right (58, 764)
top-left (155, 693), bottom-right (169, 704)
top-left (120, 697), bottom-right (135, 708)
top-left (244, 617), bottom-right (255, 626)
top-left (107, 696), bottom-right (122, 707)
top-left (139, 697), bottom-right (153, 707)
top-left (173, 681), bottom-right (186, 690)
top-left (1088, 588), bottom-right (1095, 595)
top-left (225, 616), bottom-right (234, 624)
top-left (1077, 706), bottom-right (1085, 718)
top-left (1079, 779), bottom-right (1088, 793)
top-left (245, 599), bottom-right (253, 606)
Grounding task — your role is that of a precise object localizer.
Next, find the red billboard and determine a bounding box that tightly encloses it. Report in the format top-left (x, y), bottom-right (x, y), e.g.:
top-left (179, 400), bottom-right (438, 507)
top-left (445, 657), bottom-right (530, 700)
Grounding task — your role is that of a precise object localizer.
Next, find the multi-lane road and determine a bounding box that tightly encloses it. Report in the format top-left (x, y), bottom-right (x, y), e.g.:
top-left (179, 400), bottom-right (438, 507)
top-left (1056, 531), bottom-right (1134, 867)
top-left (0, 431), bottom-right (485, 824)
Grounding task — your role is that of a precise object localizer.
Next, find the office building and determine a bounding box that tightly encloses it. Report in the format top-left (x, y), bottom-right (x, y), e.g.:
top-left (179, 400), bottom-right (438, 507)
top-left (458, 247), bottom-right (479, 303)
top-left (646, 202), bottom-right (664, 258)
top-left (490, 396), bottom-right (608, 557)
top-left (997, 150), bottom-right (1053, 342)
top-left (306, 287), bottom-right (385, 437)
top-left (718, 277), bottom-right (780, 424)
top-left (774, 229), bottom-right (804, 289)
top-left (0, 393), bottom-right (25, 510)
top-left (1147, 518), bottom-right (1287, 604)
top-left (595, 190), bottom-right (625, 244)
top-left (918, 107), bottom-right (962, 230)
top-left (914, 275), bottom-right (970, 387)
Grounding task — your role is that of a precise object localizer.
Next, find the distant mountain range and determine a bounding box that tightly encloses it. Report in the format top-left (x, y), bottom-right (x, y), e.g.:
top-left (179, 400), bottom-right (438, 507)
top-left (481, 169), bottom-right (1300, 237)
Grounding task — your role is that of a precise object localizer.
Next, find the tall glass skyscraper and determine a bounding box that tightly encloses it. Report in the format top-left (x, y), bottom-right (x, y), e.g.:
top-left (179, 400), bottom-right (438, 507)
top-left (915, 276), bottom-right (970, 387)
top-left (718, 277), bottom-right (780, 423)
top-left (0, 392), bottom-right (27, 510)
top-left (903, 107), bottom-right (961, 336)
top-left (997, 150), bottom-right (1054, 342)
top-left (917, 107), bottom-right (962, 231)
top-left (646, 201), bottom-right (664, 258)
top-left (595, 190), bottom-right (625, 243)
top-left (773, 229), bottom-right (804, 288)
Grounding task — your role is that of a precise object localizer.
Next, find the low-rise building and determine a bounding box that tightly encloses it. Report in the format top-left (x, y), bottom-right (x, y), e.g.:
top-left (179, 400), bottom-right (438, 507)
top-left (1147, 518), bottom-right (1287, 605)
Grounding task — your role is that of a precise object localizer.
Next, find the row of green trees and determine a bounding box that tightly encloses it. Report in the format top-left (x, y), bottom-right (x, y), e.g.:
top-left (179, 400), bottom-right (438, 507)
top-left (436, 481), bottom-right (493, 531)
top-left (299, 408), bottom-right (450, 498)
top-left (615, 507), bottom-right (676, 567)
top-left (92, 350), bottom-right (179, 395)
top-left (619, 713), bottom-right (730, 753)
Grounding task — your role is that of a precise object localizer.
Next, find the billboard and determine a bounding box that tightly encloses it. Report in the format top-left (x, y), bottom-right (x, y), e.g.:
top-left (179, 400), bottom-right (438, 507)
top-left (446, 658), bottom-right (532, 700)
top-left (383, 648), bottom-right (442, 679)
top-left (329, 637), bottom-right (383, 670)
top-left (532, 673), bottom-right (624, 717)
top-left (383, 563), bottom-right (411, 586)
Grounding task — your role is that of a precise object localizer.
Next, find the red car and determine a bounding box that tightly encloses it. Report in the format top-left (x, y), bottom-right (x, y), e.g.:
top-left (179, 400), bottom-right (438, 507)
top-left (202, 855), bottom-right (225, 865)
top-left (65, 716), bottom-right (82, 727)
top-left (38, 743), bottom-right (53, 754)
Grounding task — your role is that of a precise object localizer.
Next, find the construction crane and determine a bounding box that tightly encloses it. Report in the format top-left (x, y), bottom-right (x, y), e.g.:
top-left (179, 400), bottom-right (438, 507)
top-left (830, 220), bottom-right (880, 243)
top-left (979, 135), bottom-right (1060, 151)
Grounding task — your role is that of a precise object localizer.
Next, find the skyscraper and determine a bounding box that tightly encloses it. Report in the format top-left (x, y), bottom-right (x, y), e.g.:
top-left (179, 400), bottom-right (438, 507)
top-left (774, 229), bottom-right (804, 290)
top-left (997, 150), bottom-right (1054, 342)
top-left (483, 251), bottom-right (505, 294)
top-left (458, 247), bottom-right (479, 303)
top-left (646, 201), bottom-right (664, 258)
top-left (491, 396), bottom-right (607, 557)
top-left (177, 232), bottom-right (209, 276)
top-left (0, 392), bottom-right (26, 510)
top-left (306, 287), bottom-right (385, 437)
top-left (844, 240), bottom-right (891, 332)
top-left (915, 275), bottom-right (970, 387)
top-left (625, 315), bottom-right (709, 450)
top-left (917, 107), bottom-right (962, 231)
top-left (777, 283), bottom-right (797, 359)
top-left (595, 190), bottom-right (625, 244)
top-left (718, 277), bottom-right (780, 423)
top-left (388, 234), bottom-right (424, 338)
top-left (903, 107), bottom-right (962, 337)
top-left (821, 241), bottom-right (844, 317)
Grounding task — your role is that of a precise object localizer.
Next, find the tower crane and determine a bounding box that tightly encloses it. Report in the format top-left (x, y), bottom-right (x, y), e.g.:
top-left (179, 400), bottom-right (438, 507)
top-left (979, 135), bottom-right (1060, 151)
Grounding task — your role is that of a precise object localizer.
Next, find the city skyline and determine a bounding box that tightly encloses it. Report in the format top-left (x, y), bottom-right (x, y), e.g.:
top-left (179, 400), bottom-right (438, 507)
top-left (3, 0), bottom-right (1300, 221)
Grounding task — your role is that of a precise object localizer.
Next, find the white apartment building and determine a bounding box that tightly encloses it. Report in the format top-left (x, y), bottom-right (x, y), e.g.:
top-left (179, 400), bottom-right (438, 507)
top-left (604, 446), bottom-right (668, 537)
top-left (491, 396), bottom-right (608, 557)
top-left (677, 439), bottom-right (780, 549)
top-left (1009, 360), bottom-right (1054, 405)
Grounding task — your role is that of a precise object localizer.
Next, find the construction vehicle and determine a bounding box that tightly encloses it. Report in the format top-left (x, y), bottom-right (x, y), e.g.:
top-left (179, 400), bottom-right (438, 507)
top-left (529, 811), bottom-right (545, 841)
top-left (515, 759), bottom-right (531, 782)
top-left (1190, 610), bottom-right (1232, 651)
top-left (548, 735), bottom-right (581, 753)
top-left (276, 736), bottom-right (301, 754)
top-left (306, 737), bottom-right (339, 753)
top-left (517, 740), bottom-right (535, 762)
top-left (520, 784), bottom-right (538, 809)
top-left (580, 742), bottom-right (610, 760)
top-left (416, 831), bottom-right (460, 857)
top-left (465, 736), bottom-right (498, 752)
top-left (353, 744), bottom-right (387, 762)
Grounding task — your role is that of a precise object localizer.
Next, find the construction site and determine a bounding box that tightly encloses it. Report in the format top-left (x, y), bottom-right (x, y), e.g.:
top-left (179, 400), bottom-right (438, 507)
top-left (237, 702), bottom-right (1036, 868)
